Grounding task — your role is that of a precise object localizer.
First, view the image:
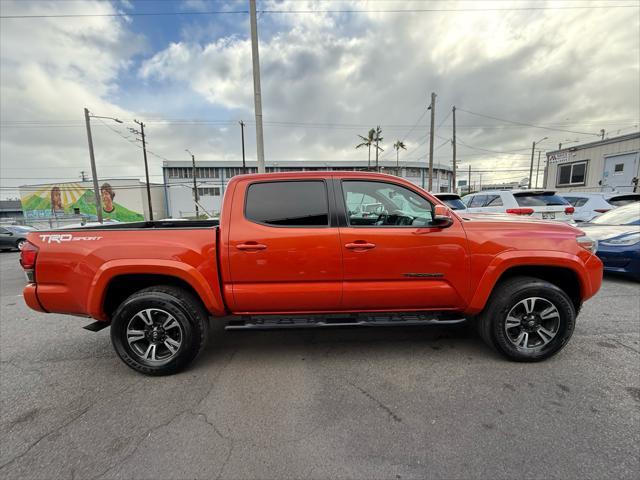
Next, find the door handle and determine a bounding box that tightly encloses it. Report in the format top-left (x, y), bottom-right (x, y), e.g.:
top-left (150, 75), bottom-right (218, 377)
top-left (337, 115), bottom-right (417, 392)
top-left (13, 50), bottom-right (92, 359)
top-left (345, 242), bottom-right (376, 250)
top-left (236, 242), bottom-right (267, 251)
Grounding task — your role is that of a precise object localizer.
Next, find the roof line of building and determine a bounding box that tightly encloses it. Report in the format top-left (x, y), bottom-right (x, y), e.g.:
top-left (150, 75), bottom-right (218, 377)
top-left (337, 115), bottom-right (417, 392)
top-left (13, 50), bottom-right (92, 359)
top-left (546, 131), bottom-right (640, 155)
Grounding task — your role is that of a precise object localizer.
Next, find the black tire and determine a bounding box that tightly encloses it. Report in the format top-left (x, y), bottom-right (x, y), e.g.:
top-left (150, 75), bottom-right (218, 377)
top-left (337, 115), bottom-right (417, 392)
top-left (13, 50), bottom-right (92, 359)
top-left (477, 276), bottom-right (576, 362)
top-left (110, 286), bottom-right (209, 376)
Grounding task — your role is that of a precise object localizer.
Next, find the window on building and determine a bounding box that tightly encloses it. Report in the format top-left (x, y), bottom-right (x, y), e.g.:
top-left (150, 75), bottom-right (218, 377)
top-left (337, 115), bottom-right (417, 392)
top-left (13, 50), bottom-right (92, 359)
top-left (614, 163), bottom-right (624, 173)
top-left (245, 181), bottom-right (329, 226)
top-left (557, 161), bottom-right (587, 187)
top-left (194, 187), bottom-right (221, 197)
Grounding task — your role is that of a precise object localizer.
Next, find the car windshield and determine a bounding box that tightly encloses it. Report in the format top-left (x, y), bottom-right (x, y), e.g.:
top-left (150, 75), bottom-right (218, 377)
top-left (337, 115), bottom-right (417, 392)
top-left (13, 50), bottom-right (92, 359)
top-left (607, 195), bottom-right (640, 207)
top-left (514, 192), bottom-right (570, 207)
top-left (591, 203), bottom-right (640, 225)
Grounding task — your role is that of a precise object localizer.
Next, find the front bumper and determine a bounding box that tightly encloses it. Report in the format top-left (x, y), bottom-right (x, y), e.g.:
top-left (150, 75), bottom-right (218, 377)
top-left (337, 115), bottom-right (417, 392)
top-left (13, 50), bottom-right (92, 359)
top-left (596, 244), bottom-right (640, 280)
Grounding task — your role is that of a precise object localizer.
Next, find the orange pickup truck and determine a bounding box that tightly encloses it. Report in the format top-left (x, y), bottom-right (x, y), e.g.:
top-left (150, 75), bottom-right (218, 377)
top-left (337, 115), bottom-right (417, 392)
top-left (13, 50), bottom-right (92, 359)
top-left (21, 172), bottom-right (603, 375)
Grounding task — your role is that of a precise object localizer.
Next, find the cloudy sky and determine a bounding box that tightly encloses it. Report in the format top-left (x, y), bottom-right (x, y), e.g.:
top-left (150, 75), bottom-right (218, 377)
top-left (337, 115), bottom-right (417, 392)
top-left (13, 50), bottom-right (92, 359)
top-left (1, 0), bottom-right (639, 198)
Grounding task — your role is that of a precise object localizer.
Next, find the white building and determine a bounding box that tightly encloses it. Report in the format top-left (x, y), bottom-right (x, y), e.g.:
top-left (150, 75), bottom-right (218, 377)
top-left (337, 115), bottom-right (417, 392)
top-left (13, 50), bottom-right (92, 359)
top-left (545, 132), bottom-right (639, 193)
top-left (162, 160), bottom-right (454, 218)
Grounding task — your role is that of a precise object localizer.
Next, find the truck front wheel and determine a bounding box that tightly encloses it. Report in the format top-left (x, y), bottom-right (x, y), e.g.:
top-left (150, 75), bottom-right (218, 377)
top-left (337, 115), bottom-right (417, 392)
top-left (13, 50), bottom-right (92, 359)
top-left (477, 276), bottom-right (576, 362)
top-left (110, 286), bottom-right (209, 375)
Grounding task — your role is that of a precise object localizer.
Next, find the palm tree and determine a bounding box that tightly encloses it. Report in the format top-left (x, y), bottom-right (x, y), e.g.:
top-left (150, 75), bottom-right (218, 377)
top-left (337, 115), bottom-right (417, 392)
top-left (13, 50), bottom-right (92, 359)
top-left (393, 140), bottom-right (407, 175)
top-left (373, 126), bottom-right (383, 171)
top-left (355, 129), bottom-right (375, 168)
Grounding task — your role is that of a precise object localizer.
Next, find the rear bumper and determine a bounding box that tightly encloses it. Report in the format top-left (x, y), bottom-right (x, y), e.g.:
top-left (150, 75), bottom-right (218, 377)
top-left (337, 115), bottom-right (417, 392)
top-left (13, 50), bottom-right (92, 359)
top-left (23, 284), bottom-right (47, 313)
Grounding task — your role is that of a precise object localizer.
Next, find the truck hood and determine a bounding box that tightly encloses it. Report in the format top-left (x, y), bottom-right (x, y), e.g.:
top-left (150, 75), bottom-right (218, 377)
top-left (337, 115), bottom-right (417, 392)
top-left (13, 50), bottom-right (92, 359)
top-left (460, 212), bottom-right (578, 227)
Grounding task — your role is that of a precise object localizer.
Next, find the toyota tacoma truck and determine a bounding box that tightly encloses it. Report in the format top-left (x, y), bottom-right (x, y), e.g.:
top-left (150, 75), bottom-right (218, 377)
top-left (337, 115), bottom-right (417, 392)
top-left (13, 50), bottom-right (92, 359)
top-left (21, 172), bottom-right (603, 375)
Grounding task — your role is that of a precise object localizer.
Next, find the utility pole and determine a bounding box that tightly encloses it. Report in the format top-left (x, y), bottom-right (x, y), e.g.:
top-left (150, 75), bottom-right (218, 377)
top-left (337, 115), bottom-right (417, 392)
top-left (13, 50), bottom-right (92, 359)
top-left (428, 92), bottom-right (436, 191)
top-left (239, 120), bottom-right (247, 173)
top-left (249, 0), bottom-right (265, 173)
top-left (133, 120), bottom-right (153, 221)
top-left (468, 164), bottom-right (471, 195)
top-left (374, 126), bottom-right (381, 172)
top-left (535, 150), bottom-right (541, 188)
top-left (186, 149), bottom-right (199, 218)
top-left (452, 106), bottom-right (457, 193)
top-left (479, 173), bottom-right (482, 191)
top-left (600, 129), bottom-right (605, 140)
top-left (83, 107), bottom-right (103, 223)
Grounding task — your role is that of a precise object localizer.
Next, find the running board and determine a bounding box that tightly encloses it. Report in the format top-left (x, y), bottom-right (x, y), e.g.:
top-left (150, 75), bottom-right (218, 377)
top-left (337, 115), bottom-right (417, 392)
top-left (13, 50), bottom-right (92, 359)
top-left (225, 313), bottom-right (466, 330)
top-left (83, 321), bottom-right (111, 332)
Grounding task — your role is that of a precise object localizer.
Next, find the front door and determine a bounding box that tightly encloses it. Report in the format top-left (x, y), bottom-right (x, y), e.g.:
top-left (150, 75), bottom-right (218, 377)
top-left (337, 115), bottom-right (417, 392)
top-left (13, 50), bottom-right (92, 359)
top-left (338, 179), bottom-right (470, 311)
top-left (227, 179), bottom-right (343, 313)
top-left (603, 153), bottom-right (639, 191)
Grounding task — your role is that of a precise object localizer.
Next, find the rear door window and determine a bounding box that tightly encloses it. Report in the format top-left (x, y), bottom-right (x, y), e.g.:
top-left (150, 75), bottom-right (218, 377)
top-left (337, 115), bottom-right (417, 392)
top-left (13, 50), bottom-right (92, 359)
top-left (514, 193), bottom-right (570, 207)
top-left (245, 181), bottom-right (329, 226)
top-left (469, 195), bottom-right (487, 208)
top-left (484, 195), bottom-right (503, 207)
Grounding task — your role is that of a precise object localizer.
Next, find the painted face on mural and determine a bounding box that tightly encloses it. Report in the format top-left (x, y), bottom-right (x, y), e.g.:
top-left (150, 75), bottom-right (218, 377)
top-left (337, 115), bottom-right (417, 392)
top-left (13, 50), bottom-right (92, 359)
top-left (50, 186), bottom-right (63, 212)
top-left (100, 183), bottom-right (115, 213)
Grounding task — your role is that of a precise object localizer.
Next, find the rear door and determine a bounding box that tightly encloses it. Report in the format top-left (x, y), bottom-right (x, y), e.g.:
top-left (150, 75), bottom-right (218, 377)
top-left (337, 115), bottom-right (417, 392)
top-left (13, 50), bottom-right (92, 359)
top-left (226, 179), bottom-right (343, 313)
top-left (337, 179), bottom-right (470, 311)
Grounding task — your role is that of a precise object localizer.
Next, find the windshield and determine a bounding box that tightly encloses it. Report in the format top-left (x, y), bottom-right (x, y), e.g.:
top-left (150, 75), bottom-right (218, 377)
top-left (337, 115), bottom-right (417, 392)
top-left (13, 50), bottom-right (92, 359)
top-left (515, 193), bottom-right (570, 207)
top-left (591, 203), bottom-right (640, 225)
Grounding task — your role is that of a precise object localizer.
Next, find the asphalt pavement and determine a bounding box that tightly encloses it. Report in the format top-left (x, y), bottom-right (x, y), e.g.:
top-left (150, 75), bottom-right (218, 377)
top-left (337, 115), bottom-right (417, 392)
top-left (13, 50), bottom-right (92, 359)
top-left (1, 250), bottom-right (639, 480)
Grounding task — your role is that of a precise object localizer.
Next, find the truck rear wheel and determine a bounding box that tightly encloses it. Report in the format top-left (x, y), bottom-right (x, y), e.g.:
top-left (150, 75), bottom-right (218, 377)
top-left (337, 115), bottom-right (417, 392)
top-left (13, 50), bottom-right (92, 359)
top-left (477, 276), bottom-right (576, 362)
top-left (110, 286), bottom-right (209, 376)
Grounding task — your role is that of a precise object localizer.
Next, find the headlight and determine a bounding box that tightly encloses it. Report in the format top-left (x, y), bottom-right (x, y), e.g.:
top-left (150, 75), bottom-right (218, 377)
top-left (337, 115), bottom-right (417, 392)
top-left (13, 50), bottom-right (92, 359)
top-left (576, 234), bottom-right (598, 254)
top-left (600, 232), bottom-right (640, 247)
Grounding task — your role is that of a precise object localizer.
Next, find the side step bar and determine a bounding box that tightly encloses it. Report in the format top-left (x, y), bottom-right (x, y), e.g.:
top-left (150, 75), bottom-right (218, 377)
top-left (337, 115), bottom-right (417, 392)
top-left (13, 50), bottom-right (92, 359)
top-left (83, 321), bottom-right (111, 332)
top-left (225, 313), bottom-right (466, 330)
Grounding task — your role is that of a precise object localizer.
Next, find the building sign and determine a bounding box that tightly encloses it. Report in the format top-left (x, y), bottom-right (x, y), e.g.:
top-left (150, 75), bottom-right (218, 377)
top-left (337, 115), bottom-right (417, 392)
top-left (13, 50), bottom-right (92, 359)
top-left (20, 181), bottom-right (145, 222)
top-left (547, 151), bottom-right (570, 164)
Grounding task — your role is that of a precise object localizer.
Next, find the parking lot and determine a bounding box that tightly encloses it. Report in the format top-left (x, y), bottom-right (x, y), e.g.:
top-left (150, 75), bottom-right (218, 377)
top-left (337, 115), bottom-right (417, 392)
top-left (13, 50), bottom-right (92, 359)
top-left (0, 250), bottom-right (638, 480)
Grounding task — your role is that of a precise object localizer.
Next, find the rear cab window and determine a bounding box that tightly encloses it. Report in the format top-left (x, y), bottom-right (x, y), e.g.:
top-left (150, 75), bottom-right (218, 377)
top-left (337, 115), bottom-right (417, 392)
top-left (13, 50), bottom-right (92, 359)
top-left (514, 192), bottom-right (570, 207)
top-left (245, 181), bottom-right (329, 226)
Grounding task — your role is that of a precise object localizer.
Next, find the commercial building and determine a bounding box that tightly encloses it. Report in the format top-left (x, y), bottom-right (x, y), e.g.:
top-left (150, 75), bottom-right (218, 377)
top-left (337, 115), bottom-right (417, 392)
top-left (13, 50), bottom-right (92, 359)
top-left (0, 199), bottom-right (23, 221)
top-left (545, 132), bottom-right (640, 193)
top-left (18, 178), bottom-right (167, 227)
top-left (162, 160), bottom-right (454, 218)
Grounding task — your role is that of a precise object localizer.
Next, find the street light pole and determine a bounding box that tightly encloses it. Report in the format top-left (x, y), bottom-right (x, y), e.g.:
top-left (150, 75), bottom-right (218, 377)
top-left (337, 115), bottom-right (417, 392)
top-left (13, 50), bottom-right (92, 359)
top-left (528, 136), bottom-right (548, 189)
top-left (84, 108), bottom-right (103, 223)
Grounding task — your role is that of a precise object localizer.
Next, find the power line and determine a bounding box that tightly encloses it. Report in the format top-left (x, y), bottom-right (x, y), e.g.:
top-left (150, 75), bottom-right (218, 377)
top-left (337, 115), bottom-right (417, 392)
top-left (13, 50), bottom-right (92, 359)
top-left (457, 108), bottom-right (604, 136)
top-left (2, 4), bottom-right (637, 18)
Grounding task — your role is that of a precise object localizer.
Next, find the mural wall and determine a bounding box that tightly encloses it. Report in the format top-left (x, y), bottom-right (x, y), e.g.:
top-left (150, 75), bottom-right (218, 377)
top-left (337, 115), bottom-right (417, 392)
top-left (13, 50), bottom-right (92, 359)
top-left (20, 181), bottom-right (145, 222)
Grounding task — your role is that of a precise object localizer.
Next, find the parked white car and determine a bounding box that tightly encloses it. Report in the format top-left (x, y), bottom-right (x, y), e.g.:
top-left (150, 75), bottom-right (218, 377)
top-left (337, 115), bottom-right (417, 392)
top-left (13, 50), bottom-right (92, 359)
top-left (461, 190), bottom-right (575, 222)
top-left (560, 192), bottom-right (640, 222)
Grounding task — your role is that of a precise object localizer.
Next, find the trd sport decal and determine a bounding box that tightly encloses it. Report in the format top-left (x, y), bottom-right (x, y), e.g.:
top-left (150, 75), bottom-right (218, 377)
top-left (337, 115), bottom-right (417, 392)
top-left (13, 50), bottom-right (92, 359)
top-left (39, 234), bottom-right (103, 244)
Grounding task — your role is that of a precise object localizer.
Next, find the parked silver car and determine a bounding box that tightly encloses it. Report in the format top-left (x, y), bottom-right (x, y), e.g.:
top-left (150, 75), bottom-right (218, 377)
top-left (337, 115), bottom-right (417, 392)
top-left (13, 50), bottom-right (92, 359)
top-left (561, 192), bottom-right (640, 222)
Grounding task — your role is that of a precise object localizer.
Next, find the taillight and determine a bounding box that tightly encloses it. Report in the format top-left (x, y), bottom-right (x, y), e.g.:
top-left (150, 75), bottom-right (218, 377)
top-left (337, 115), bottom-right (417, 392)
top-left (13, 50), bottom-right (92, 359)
top-left (594, 208), bottom-right (611, 213)
top-left (506, 208), bottom-right (534, 215)
top-left (565, 206), bottom-right (575, 214)
top-left (19, 241), bottom-right (38, 282)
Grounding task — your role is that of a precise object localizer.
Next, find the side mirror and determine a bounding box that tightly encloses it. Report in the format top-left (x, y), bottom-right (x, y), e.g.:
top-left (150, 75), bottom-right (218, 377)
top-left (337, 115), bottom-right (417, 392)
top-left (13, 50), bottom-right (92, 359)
top-left (432, 204), bottom-right (454, 228)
